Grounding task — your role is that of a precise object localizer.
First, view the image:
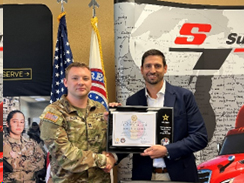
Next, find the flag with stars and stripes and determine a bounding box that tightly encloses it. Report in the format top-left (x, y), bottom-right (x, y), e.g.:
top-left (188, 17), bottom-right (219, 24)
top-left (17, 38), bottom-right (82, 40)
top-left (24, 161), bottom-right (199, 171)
top-left (88, 16), bottom-right (108, 110)
top-left (50, 12), bottom-right (73, 103)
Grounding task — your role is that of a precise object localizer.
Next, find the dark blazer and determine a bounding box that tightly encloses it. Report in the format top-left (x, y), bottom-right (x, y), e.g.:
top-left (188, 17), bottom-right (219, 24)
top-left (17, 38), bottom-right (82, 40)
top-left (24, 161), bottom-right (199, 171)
top-left (118, 81), bottom-right (208, 182)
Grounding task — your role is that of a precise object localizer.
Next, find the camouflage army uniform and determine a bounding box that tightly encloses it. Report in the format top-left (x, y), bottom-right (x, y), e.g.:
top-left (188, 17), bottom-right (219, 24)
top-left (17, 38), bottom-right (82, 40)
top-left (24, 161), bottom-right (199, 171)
top-left (3, 134), bottom-right (45, 183)
top-left (39, 95), bottom-right (110, 183)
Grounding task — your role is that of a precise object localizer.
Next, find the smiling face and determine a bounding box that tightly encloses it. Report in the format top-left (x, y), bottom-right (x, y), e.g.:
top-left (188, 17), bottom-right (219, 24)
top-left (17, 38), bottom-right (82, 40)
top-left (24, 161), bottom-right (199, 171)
top-left (141, 55), bottom-right (167, 86)
top-left (7, 112), bottom-right (25, 139)
top-left (64, 66), bottom-right (92, 100)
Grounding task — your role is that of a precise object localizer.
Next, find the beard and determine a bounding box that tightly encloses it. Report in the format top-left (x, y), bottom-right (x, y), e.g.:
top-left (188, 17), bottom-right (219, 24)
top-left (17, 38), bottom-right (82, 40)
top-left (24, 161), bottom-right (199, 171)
top-left (143, 73), bottom-right (164, 85)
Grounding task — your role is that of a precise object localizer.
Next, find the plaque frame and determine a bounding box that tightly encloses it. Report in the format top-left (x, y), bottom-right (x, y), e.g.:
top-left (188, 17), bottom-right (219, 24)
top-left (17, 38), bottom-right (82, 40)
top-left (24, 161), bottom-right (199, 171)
top-left (106, 106), bottom-right (173, 153)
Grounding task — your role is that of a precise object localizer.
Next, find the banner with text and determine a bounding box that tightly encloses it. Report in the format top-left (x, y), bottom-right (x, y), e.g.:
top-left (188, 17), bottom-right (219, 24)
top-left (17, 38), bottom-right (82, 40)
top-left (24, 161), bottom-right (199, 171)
top-left (114, 0), bottom-right (244, 180)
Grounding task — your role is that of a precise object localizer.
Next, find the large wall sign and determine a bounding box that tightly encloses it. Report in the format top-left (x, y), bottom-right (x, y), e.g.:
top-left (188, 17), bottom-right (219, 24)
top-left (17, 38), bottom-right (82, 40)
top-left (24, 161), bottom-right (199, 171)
top-left (114, 0), bottom-right (244, 180)
top-left (3, 4), bottom-right (52, 96)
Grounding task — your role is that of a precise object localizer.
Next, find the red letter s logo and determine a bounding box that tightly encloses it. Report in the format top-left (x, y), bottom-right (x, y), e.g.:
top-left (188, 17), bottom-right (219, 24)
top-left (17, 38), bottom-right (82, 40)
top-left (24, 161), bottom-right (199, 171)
top-left (175, 23), bottom-right (211, 45)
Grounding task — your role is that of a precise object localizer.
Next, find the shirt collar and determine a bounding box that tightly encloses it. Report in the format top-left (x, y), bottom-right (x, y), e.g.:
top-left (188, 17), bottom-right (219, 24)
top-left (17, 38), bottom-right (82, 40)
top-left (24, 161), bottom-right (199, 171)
top-left (59, 94), bottom-right (96, 113)
top-left (145, 80), bottom-right (166, 98)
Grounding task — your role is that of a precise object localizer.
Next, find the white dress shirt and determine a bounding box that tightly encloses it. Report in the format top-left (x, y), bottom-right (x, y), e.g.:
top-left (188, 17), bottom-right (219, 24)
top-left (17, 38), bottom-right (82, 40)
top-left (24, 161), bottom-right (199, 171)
top-left (145, 80), bottom-right (166, 168)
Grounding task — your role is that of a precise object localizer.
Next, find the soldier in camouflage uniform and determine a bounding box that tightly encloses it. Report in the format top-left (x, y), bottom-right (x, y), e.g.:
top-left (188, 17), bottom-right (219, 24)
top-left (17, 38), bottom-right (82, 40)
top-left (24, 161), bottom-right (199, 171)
top-left (3, 110), bottom-right (45, 183)
top-left (40, 62), bottom-right (116, 183)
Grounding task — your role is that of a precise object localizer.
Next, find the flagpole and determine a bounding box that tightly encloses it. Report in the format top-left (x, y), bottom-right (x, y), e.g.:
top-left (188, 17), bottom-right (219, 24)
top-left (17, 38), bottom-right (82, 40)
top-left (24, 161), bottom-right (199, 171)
top-left (57, 0), bottom-right (67, 13)
top-left (88, 0), bottom-right (99, 18)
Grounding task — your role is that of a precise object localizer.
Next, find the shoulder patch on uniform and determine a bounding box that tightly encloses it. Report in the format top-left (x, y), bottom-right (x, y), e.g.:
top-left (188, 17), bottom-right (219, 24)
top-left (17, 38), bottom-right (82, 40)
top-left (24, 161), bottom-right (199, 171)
top-left (44, 112), bottom-right (59, 123)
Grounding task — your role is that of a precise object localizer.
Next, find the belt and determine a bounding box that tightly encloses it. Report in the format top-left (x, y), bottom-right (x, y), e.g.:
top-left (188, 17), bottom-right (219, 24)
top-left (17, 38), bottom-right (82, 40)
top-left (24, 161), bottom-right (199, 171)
top-left (153, 167), bottom-right (168, 173)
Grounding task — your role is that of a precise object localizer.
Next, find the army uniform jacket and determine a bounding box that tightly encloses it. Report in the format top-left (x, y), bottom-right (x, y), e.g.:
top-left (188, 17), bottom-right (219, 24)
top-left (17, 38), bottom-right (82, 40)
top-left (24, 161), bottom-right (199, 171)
top-left (3, 135), bottom-right (45, 183)
top-left (40, 95), bottom-right (110, 183)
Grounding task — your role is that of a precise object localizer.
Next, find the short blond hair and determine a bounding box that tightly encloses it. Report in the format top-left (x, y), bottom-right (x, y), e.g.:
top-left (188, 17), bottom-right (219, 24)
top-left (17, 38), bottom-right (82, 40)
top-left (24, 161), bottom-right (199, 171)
top-left (65, 62), bottom-right (91, 78)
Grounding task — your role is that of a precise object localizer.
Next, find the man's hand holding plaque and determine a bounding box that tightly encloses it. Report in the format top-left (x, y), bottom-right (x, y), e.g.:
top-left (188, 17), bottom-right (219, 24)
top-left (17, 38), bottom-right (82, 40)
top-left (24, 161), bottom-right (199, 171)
top-left (141, 145), bottom-right (168, 159)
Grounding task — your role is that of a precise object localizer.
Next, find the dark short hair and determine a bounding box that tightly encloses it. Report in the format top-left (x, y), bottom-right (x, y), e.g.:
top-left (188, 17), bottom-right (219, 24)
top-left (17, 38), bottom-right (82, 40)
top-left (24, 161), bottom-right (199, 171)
top-left (31, 122), bottom-right (38, 126)
top-left (141, 49), bottom-right (166, 67)
top-left (65, 62), bottom-right (91, 78)
top-left (6, 110), bottom-right (25, 126)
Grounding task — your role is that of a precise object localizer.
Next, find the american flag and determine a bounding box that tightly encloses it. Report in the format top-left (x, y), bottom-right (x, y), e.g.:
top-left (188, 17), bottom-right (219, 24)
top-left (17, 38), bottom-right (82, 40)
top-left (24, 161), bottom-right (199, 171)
top-left (50, 12), bottom-right (73, 103)
top-left (46, 12), bottom-right (73, 183)
top-left (88, 16), bottom-right (108, 110)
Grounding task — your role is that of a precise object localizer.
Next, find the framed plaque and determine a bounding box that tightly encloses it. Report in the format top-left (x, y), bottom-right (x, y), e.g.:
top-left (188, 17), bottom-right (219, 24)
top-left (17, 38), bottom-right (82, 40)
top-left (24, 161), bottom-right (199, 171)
top-left (107, 106), bottom-right (173, 153)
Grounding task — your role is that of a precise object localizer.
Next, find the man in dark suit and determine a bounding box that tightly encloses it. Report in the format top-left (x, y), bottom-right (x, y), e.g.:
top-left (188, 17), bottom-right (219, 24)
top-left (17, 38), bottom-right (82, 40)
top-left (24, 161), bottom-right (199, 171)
top-left (117, 49), bottom-right (208, 182)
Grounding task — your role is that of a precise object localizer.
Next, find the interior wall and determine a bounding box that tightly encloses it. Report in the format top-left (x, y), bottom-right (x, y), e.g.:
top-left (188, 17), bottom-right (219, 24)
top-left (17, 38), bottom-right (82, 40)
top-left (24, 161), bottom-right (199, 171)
top-left (19, 99), bottom-right (30, 130)
top-left (28, 101), bottom-right (50, 122)
top-left (2, 0), bottom-right (244, 102)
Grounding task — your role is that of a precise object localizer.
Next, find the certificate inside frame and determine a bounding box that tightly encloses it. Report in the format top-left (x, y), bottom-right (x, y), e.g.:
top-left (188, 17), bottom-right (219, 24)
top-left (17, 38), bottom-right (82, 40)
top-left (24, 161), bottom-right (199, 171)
top-left (107, 106), bottom-right (173, 153)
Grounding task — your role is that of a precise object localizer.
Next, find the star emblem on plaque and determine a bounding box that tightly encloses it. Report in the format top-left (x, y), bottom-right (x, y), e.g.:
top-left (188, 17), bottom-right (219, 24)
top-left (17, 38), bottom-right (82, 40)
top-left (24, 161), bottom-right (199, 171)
top-left (162, 114), bottom-right (169, 121)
